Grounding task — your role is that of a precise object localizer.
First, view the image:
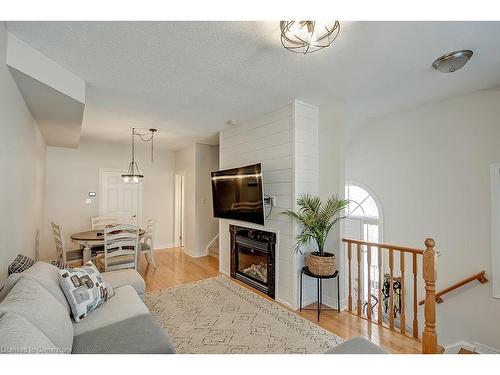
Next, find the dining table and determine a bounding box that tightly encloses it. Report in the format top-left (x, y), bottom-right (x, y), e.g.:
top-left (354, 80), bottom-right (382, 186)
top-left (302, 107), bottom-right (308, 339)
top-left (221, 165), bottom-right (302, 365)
top-left (71, 229), bottom-right (146, 263)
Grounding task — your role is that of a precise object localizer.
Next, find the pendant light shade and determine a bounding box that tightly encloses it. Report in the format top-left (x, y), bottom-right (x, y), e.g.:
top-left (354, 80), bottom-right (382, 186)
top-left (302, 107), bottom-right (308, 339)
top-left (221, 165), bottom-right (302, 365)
top-left (122, 161), bottom-right (144, 184)
top-left (122, 128), bottom-right (157, 184)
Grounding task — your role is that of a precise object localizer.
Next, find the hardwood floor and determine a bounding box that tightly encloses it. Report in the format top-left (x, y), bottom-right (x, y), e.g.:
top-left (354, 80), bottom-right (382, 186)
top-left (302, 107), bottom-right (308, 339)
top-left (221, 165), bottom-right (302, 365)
top-left (139, 247), bottom-right (219, 291)
top-left (139, 247), bottom-right (421, 354)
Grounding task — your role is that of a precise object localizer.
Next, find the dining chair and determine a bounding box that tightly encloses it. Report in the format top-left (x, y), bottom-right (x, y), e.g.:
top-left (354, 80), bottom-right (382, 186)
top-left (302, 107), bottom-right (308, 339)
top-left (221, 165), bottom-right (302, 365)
top-left (96, 224), bottom-right (140, 272)
top-left (141, 218), bottom-right (157, 268)
top-left (51, 222), bottom-right (84, 267)
top-left (90, 216), bottom-right (118, 257)
top-left (91, 216), bottom-right (118, 230)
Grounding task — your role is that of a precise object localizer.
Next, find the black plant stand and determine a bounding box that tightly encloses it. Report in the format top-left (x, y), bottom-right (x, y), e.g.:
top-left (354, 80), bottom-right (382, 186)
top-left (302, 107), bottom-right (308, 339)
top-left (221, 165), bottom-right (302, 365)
top-left (299, 266), bottom-right (340, 322)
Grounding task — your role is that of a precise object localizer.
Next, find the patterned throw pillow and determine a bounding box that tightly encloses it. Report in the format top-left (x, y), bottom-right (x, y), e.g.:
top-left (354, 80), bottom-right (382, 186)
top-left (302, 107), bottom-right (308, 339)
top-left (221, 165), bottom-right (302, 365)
top-left (50, 260), bottom-right (65, 269)
top-left (58, 261), bottom-right (114, 322)
top-left (8, 254), bottom-right (35, 275)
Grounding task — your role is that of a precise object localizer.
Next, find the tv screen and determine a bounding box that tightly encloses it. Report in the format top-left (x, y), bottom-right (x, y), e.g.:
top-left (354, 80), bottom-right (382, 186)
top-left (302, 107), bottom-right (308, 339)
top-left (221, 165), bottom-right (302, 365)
top-left (211, 163), bottom-right (264, 225)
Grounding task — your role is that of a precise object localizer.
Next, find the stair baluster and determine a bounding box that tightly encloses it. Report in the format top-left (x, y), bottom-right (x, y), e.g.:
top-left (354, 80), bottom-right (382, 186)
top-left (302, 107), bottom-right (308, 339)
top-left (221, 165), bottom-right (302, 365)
top-left (377, 247), bottom-right (383, 325)
top-left (357, 243), bottom-right (362, 316)
top-left (412, 253), bottom-right (419, 339)
top-left (389, 249), bottom-right (395, 330)
top-left (400, 252), bottom-right (406, 335)
top-left (366, 245), bottom-right (372, 321)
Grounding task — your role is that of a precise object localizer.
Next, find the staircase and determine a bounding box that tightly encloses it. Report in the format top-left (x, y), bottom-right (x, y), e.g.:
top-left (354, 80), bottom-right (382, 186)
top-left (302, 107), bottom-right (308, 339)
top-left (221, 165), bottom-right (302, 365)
top-left (207, 235), bottom-right (219, 259)
top-left (458, 348), bottom-right (477, 354)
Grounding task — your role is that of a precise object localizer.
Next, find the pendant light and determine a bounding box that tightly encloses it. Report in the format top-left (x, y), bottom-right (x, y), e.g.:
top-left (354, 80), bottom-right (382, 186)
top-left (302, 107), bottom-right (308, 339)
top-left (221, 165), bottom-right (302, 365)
top-left (280, 21), bottom-right (340, 55)
top-left (122, 128), bottom-right (157, 184)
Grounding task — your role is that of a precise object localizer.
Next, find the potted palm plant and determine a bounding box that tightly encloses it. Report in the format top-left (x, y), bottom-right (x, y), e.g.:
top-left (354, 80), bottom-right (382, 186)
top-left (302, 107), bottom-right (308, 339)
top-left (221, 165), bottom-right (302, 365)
top-left (283, 194), bottom-right (349, 276)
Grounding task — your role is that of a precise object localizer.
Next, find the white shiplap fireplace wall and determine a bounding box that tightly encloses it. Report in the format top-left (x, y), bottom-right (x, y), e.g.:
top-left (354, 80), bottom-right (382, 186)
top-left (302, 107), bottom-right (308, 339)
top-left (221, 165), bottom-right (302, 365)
top-left (219, 100), bottom-right (319, 309)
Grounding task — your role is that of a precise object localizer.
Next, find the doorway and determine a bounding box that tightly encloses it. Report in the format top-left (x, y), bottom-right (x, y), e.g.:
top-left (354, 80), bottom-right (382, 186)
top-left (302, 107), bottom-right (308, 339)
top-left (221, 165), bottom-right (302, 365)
top-left (174, 172), bottom-right (185, 248)
top-left (99, 168), bottom-right (142, 225)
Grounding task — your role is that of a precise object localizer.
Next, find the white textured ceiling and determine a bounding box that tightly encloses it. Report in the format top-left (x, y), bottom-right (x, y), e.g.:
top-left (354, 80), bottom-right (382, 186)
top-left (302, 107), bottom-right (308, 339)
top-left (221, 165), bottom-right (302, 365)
top-left (6, 21), bottom-right (500, 149)
top-left (9, 66), bottom-right (84, 148)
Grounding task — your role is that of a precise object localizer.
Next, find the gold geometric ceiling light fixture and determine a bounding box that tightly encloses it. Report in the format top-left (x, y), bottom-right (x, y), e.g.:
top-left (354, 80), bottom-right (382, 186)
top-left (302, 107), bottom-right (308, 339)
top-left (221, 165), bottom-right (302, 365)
top-left (280, 21), bottom-right (340, 55)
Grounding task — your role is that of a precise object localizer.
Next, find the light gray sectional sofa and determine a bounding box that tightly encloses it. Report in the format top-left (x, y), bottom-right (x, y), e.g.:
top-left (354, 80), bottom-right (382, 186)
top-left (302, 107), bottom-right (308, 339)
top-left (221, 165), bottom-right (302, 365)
top-left (325, 337), bottom-right (387, 354)
top-left (0, 262), bottom-right (175, 354)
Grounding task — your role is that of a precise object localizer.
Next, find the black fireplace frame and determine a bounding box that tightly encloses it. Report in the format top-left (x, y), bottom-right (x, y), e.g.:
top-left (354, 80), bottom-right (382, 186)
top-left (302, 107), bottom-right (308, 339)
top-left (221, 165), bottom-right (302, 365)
top-left (230, 225), bottom-right (276, 298)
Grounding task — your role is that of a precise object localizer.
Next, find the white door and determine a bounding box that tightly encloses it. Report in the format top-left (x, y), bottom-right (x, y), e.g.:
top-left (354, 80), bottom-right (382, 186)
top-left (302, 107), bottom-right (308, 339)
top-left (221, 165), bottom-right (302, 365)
top-left (99, 169), bottom-right (142, 225)
top-left (174, 172), bottom-right (185, 247)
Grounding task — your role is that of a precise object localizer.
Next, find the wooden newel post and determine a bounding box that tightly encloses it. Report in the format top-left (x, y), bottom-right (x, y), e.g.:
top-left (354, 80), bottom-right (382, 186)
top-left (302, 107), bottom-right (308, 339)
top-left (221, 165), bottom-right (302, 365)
top-left (422, 238), bottom-right (438, 354)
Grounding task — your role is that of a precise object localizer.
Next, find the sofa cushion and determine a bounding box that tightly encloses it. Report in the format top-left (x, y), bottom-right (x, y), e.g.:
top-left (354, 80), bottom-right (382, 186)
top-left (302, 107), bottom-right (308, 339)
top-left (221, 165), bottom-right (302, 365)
top-left (100, 269), bottom-right (145, 298)
top-left (325, 337), bottom-right (387, 354)
top-left (59, 262), bottom-right (114, 322)
top-left (72, 314), bottom-right (175, 354)
top-left (0, 312), bottom-right (66, 354)
top-left (0, 262), bottom-right (71, 314)
top-left (72, 284), bottom-right (149, 336)
top-left (0, 272), bottom-right (23, 303)
top-left (24, 262), bottom-right (71, 314)
top-left (0, 278), bottom-right (73, 350)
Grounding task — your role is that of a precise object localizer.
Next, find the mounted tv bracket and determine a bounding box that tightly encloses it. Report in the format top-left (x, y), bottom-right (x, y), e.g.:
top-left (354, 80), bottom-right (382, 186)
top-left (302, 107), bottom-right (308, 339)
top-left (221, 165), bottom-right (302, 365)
top-left (263, 195), bottom-right (273, 205)
top-left (263, 194), bottom-right (274, 219)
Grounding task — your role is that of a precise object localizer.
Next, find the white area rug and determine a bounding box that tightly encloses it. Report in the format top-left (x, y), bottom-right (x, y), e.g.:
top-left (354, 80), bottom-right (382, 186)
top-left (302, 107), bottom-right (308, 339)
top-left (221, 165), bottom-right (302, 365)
top-left (145, 276), bottom-right (343, 354)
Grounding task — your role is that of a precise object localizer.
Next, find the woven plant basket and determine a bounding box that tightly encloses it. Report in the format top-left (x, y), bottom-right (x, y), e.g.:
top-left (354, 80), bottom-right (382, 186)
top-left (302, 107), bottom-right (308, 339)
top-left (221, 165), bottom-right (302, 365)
top-left (307, 252), bottom-right (336, 276)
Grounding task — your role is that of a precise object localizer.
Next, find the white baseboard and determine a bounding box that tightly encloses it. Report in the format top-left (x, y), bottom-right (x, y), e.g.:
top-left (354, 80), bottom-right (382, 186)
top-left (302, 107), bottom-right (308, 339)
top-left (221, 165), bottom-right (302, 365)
top-left (444, 341), bottom-right (500, 354)
top-left (473, 342), bottom-right (500, 354)
top-left (444, 341), bottom-right (475, 354)
top-left (183, 247), bottom-right (209, 258)
top-left (323, 295), bottom-right (347, 311)
top-left (300, 294), bottom-right (346, 311)
top-left (276, 296), bottom-right (296, 310)
top-left (154, 243), bottom-right (174, 250)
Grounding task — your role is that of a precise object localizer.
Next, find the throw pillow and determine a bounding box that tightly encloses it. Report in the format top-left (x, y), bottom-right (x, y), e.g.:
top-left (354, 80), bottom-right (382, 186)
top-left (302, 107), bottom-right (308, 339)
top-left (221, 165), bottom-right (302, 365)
top-left (58, 261), bottom-right (114, 322)
top-left (8, 254), bottom-right (35, 275)
top-left (50, 260), bottom-right (65, 269)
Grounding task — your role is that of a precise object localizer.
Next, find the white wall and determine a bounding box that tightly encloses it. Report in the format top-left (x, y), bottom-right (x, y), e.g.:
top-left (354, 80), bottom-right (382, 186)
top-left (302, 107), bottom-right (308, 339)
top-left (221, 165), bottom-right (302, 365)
top-left (318, 100), bottom-right (348, 308)
top-left (219, 101), bottom-right (319, 308)
top-left (174, 143), bottom-right (219, 257)
top-left (42, 139), bottom-right (175, 260)
top-left (6, 32), bottom-right (85, 103)
top-left (195, 144), bottom-right (219, 255)
top-left (174, 144), bottom-right (197, 255)
top-left (219, 104), bottom-right (295, 306)
top-left (292, 101), bottom-right (320, 306)
top-left (0, 22), bottom-right (46, 284)
top-left (345, 87), bottom-right (500, 350)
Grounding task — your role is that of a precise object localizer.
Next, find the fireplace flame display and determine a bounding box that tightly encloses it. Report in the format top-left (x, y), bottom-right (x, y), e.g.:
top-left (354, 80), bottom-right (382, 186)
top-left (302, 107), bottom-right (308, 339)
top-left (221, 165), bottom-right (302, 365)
top-left (230, 225), bottom-right (276, 298)
top-left (241, 262), bottom-right (268, 284)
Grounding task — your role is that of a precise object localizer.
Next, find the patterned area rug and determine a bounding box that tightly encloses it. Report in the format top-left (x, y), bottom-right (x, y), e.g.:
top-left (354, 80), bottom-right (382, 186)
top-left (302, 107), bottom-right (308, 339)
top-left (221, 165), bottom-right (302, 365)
top-left (144, 276), bottom-right (343, 354)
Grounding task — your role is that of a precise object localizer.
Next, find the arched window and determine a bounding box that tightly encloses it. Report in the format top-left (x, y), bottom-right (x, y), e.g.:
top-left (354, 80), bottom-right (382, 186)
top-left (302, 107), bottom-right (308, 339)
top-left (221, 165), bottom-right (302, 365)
top-left (344, 183), bottom-right (383, 308)
top-left (345, 184), bottom-right (379, 220)
top-left (344, 183), bottom-right (382, 243)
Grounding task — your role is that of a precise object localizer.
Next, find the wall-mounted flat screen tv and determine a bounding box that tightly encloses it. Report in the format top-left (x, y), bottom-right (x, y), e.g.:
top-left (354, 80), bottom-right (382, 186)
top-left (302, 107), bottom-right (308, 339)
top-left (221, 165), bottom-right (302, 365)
top-left (211, 163), bottom-right (264, 225)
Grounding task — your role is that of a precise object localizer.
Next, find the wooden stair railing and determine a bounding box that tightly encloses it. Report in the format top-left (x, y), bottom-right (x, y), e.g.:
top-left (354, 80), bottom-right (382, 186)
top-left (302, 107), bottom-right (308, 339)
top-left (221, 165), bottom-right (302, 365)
top-left (343, 237), bottom-right (439, 354)
top-left (419, 271), bottom-right (488, 306)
